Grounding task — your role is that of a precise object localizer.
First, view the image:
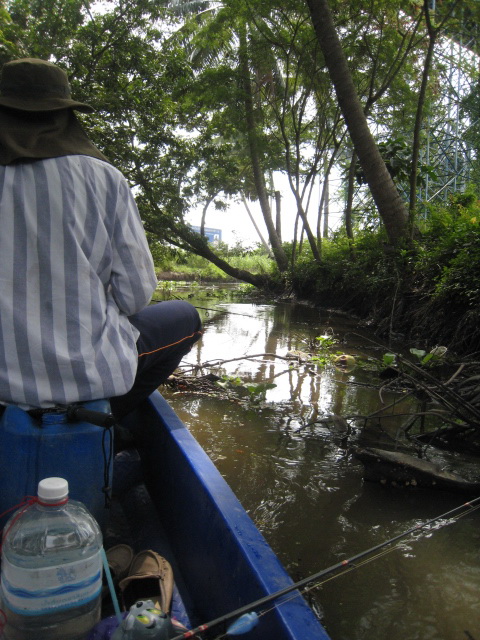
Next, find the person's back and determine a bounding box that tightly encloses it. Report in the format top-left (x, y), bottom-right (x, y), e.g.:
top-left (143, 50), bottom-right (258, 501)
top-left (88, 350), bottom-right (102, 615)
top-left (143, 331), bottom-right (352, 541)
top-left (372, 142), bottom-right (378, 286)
top-left (0, 58), bottom-right (202, 420)
top-left (0, 154), bottom-right (156, 408)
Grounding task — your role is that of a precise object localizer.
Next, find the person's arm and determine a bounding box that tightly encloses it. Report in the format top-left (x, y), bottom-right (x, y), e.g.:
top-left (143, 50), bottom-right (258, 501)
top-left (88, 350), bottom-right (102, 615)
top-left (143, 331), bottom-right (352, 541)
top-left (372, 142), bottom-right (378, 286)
top-left (109, 178), bottom-right (158, 315)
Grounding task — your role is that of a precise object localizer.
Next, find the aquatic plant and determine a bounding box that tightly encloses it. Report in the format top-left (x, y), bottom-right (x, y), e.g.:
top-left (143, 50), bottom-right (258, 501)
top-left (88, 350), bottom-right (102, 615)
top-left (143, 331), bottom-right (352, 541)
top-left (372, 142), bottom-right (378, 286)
top-left (216, 375), bottom-right (276, 404)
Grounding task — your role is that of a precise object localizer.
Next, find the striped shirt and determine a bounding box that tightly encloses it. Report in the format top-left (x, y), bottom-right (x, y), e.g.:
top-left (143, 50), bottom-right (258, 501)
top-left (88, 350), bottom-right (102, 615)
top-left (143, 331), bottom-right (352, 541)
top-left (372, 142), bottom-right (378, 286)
top-left (0, 155), bottom-right (157, 409)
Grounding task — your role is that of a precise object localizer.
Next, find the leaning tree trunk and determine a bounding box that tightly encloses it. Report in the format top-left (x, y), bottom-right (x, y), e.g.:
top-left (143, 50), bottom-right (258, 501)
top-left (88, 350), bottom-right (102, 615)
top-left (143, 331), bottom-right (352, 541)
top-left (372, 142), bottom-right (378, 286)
top-left (305, 0), bottom-right (410, 246)
top-left (293, 195), bottom-right (322, 262)
top-left (166, 223), bottom-right (270, 288)
top-left (238, 25), bottom-right (289, 271)
top-left (409, 32), bottom-right (436, 222)
top-left (275, 190), bottom-right (282, 241)
top-left (200, 195), bottom-right (215, 237)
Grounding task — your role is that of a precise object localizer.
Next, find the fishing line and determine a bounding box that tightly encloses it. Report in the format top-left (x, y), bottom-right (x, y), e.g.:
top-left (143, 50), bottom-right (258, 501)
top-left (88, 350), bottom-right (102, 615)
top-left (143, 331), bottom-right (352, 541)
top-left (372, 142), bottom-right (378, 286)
top-left (169, 496), bottom-right (480, 640)
top-left (211, 504), bottom-right (480, 640)
top-left (235, 504), bottom-right (480, 636)
top-left (194, 306), bottom-right (261, 319)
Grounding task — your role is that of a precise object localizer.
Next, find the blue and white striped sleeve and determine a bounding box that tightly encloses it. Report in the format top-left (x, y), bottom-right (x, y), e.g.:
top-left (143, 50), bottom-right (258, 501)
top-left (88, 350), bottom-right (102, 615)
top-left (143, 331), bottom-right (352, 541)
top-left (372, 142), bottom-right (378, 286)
top-left (109, 175), bottom-right (158, 315)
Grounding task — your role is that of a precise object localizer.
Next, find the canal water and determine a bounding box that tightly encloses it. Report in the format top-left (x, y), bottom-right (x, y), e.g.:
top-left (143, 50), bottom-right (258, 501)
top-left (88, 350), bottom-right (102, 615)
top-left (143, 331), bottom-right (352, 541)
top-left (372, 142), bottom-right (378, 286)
top-left (161, 296), bottom-right (480, 640)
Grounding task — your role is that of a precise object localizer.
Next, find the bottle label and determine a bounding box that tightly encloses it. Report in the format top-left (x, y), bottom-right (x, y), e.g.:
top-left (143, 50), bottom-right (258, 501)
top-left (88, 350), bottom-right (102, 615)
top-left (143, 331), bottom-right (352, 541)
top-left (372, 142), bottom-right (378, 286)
top-left (1, 551), bottom-right (102, 615)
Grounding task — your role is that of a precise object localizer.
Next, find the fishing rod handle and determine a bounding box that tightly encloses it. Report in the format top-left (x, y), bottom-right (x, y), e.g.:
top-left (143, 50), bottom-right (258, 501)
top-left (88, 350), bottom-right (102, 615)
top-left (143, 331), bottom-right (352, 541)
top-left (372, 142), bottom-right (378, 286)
top-left (66, 404), bottom-right (117, 428)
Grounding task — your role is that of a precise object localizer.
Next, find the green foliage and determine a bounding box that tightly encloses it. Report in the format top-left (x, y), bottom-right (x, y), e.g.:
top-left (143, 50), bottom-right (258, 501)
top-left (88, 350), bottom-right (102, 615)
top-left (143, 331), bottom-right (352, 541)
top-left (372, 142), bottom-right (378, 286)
top-left (278, 185), bottom-right (480, 353)
top-left (216, 374), bottom-right (276, 404)
top-left (409, 347), bottom-right (430, 364)
top-left (407, 345), bottom-right (447, 366)
top-left (290, 227), bottom-right (400, 314)
top-left (289, 333), bottom-right (339, 367)
top-left (461, 69), bottom-right (480, 186)
top-left (414, 190), bottom-right (480, 305)
top-left (3, 0), bottom-right (479, 303)
top-left (314, 333), bottom-right (346, 367)
top-left (146, 235), bottom-right (180, 270)
top-left (354, 136), bottom-right (436, 189)
top-left (307, 334), bottom-right (337, 366)
top-left (383, 352), bottom-right (396, 367)
top-left (225, 252), bottom-right (273, 276)
top-left (315, 334), bottom-right (336, 350)
top-left (0, 4), bottom-right (24, 63)
top-left (166, 253), bottom-right (228, 280)
top-left (153, 244), bottom-right (274, 281)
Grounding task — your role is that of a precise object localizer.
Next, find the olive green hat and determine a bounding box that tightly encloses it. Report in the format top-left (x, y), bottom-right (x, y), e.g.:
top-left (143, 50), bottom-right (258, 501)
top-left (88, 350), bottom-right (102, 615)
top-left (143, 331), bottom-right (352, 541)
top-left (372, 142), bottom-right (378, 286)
top-left (0, 58), bottom-right (94, 113)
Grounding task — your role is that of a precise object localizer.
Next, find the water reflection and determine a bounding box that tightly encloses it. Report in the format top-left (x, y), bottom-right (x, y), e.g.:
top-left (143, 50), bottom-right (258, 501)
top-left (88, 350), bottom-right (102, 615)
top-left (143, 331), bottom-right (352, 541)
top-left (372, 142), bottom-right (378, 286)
top-left (163, 300), bottom-right (480, 640)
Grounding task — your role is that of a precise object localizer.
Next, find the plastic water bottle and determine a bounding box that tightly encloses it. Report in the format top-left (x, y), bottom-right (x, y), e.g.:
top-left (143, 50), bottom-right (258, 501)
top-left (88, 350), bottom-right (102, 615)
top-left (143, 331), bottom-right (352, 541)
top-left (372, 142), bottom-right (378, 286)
top-left (0, 477), bottom-right (103, 640)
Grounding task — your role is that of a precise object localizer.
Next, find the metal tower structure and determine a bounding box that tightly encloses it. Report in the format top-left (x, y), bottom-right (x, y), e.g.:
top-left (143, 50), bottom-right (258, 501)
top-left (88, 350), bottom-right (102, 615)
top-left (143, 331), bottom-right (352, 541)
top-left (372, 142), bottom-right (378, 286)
top-left (420, 2), bottom-right (479, 206)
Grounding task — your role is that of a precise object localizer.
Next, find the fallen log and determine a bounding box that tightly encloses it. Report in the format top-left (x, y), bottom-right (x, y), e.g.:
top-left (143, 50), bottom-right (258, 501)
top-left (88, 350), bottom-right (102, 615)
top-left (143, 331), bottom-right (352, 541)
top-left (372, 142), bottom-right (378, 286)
top-left (353, 447), bottom-right (480, 494)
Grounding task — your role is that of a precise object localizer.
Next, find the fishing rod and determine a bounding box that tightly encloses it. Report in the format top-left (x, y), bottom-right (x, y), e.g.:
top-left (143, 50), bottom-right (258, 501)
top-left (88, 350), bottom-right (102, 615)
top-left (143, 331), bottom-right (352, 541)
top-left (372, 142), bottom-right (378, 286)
top-left (170, 496), bottom-right (480, 639)
top-left (194, 305), bottom-right (265, 321)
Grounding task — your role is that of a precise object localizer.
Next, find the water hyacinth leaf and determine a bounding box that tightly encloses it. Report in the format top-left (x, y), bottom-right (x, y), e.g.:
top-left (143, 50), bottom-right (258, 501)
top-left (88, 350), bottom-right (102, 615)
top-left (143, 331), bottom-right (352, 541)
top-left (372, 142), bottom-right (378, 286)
top-left (410, 348), bottom-right (427, 360)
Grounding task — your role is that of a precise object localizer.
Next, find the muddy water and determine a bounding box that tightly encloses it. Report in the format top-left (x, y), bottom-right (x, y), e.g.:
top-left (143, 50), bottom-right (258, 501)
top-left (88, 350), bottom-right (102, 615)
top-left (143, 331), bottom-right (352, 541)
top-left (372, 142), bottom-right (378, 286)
top-left (162, 299), bottom-right (480, 640)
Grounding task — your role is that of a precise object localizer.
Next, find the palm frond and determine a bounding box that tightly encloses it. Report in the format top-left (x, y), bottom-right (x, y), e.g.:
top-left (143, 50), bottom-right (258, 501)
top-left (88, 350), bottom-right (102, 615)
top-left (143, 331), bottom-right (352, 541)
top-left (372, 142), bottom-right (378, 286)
top-left (163, 0), bottom-right (222, 17)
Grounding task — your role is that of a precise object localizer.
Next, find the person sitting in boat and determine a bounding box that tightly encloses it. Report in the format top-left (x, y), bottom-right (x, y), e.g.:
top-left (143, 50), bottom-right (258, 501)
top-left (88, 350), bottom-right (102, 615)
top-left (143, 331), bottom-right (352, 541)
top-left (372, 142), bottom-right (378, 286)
top-left (0, 58), bottom-right (202, 420)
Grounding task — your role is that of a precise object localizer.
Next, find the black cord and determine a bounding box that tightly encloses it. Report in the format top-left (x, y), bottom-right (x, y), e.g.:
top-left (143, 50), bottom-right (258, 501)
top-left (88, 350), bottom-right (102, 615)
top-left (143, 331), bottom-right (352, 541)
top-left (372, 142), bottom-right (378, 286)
top-left (101, 425), bottom-right (114, 509)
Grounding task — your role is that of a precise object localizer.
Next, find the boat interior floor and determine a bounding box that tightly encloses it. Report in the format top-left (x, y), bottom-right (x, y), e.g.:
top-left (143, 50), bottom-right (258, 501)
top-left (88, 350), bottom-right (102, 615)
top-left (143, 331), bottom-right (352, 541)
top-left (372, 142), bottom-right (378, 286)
top-left (102, 447), bottom-right (194, 629)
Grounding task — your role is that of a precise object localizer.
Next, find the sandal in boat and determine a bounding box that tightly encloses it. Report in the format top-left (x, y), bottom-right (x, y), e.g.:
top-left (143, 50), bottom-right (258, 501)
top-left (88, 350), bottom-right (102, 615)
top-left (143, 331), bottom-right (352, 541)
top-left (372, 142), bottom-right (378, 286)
top-left (102, 544), bottom-right (134, 598)
top-left (119, 549), bottom-right (174, 614)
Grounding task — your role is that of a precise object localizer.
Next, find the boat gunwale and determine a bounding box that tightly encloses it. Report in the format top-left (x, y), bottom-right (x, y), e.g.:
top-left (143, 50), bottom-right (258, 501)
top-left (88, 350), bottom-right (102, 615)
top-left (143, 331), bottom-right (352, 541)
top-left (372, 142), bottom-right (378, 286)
top-left (130, 391), bottom-right (330, 640)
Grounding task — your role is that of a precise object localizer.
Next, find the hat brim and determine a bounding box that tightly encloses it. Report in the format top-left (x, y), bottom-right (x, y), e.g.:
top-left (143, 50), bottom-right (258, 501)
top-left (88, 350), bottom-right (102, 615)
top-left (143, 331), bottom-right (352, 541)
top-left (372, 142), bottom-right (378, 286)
top-left (0, 95), bottom-right (94, 113)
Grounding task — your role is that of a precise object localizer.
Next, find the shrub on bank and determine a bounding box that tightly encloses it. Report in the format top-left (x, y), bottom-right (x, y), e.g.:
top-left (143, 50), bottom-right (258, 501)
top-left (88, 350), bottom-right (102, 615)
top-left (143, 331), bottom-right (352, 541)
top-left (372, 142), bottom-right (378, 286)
top-left (289, 190), bottom-right (480, 353)
top-left (406, 191), bottom-right (480, 352)
top-left (290, 230), bottom-right (401, 317)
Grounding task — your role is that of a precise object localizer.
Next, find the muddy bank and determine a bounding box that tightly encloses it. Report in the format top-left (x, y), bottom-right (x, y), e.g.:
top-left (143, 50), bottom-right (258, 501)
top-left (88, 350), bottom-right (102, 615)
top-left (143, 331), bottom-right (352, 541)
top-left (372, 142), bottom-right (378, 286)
top-left (290, 282), bottom-right (480, 357)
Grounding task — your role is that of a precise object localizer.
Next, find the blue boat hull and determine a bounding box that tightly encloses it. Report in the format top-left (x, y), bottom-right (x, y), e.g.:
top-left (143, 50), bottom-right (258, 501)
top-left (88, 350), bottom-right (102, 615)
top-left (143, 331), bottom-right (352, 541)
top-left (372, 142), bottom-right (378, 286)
top-left (125, 392), bottom-right (330, 640)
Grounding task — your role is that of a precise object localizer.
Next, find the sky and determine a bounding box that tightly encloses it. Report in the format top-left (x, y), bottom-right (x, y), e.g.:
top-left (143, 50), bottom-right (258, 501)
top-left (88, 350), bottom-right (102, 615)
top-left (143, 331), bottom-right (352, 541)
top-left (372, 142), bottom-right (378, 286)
top-left (186, 171), bottom-right (345, 247)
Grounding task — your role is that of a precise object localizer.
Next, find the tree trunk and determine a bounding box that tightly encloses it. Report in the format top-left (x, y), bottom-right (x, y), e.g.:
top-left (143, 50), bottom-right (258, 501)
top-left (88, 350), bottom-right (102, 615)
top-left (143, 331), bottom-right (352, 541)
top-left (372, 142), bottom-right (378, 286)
top-left (317, 149), bottom-right (338, 239)
top-left (165, 223), bottom-right (270, 288)
top-left (409, 0), bottom-right (460, 225)
top-left (275, 190), bottom-right (282, 241)
top-left (305, 0), bottom-right (410, 246)
top-left (140, 184), bottom-right (273, 290)
top-left (200, 195), bottom-right (215, 237)
top-left (409, 32), bottom-right (435, 221)
top-left (242, 195), bottom-right (273, 256)
top-left (323, 175), bottom-right (329, 238)
top-left (344, 151), bottom-right (357, 241)
top-left (238, 25), bottom-right (289, 271)
top-left (290, 213), bottom-right (300, 267)
top-left (293, 194), bottom-right (322, 262)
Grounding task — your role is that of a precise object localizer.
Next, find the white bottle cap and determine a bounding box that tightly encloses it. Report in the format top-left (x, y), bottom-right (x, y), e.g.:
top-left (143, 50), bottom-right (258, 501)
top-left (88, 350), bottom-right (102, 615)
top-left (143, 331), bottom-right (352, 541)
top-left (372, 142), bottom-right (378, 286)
top-left (38, 477), bottom-right (69, 502)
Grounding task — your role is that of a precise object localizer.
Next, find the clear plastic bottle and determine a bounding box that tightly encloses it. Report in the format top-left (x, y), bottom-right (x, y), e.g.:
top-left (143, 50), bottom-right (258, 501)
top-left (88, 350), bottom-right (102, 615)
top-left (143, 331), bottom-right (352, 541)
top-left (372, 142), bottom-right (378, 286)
top-left (0, 477), bottom-right (103, 640)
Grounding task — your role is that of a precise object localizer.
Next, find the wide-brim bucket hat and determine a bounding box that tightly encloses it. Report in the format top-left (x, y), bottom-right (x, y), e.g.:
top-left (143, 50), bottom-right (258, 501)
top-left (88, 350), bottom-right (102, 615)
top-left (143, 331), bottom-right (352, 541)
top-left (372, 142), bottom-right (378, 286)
top-left (0, 58), bottom-right (94, 113)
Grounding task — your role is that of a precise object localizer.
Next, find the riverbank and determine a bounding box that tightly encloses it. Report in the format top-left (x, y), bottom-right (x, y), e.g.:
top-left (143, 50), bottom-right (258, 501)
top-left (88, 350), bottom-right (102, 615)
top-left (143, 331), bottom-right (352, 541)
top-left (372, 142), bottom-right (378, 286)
top-left (287, 235), bottom-right (480, 357)
top-left (156, 270), bottom-right (236, 283)
top-left (157, 265), bottom-right (480, 357)
top-left (292, 278), bottom-right (480, 358)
